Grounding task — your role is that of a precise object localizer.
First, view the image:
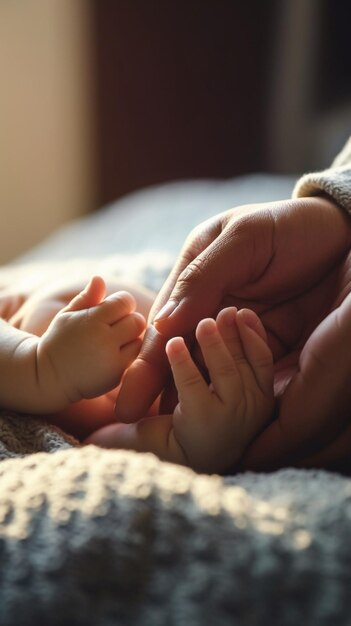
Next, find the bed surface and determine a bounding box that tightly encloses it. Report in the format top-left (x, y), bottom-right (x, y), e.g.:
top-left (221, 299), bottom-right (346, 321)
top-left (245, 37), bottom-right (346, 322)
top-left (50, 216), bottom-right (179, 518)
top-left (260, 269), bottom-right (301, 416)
top-left (13, 174), bottom-right (295, 291)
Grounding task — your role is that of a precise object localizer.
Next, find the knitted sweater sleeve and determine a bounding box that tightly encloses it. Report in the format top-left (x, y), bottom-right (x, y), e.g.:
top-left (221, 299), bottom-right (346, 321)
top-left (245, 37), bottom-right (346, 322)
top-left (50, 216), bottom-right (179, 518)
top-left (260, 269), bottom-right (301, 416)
top-left (293, 136), bottom-right (351, 214)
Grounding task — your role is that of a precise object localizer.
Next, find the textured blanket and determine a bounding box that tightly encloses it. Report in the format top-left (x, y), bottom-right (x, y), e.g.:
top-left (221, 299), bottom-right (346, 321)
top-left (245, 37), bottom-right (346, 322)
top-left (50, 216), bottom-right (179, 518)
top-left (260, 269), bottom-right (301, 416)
top-left (0, 412), bottom-right (350, 626)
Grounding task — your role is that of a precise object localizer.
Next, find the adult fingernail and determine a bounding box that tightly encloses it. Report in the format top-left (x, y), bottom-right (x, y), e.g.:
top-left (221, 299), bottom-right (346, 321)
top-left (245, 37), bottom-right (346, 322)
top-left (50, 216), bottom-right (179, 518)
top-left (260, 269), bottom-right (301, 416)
top-left (153, 300), bottom-right (178, 323)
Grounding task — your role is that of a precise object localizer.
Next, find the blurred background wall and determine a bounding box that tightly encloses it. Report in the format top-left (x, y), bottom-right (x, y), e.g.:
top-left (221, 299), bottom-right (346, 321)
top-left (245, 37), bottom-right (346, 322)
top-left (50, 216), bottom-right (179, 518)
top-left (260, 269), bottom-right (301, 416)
top-left (0, 0), bottom-right (350, 264)
top-left (0, 0), bottom-right (95, 263)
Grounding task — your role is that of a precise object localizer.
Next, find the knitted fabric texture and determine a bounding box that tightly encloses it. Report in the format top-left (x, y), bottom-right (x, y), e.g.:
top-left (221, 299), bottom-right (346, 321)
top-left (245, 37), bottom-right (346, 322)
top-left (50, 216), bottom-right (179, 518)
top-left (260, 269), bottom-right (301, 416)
top-left (293, 136), bottom-right (351, 213)
top-left (0, 435), bottom-right (351, 626)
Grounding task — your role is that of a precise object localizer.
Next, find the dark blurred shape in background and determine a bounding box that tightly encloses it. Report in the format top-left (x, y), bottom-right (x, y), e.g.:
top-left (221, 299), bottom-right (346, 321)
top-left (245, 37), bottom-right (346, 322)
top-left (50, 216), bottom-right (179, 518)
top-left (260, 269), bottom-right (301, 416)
top-left (93, 1), bottom-right (277, 203)
top-left (93, 0), bottom-right (351, 206)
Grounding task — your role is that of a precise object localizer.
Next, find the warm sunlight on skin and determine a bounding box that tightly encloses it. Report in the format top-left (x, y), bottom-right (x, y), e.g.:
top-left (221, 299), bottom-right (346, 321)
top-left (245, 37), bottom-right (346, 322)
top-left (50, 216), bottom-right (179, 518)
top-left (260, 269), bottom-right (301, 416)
top-left (0, 268), bottom-right (155, 438)
top-left (0, 276), bottom-right (146, 416)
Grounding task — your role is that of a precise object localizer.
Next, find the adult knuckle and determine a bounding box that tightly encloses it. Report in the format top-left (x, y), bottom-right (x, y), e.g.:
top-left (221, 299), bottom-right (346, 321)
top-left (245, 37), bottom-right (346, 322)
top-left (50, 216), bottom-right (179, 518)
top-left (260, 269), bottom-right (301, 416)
top-left (177, 258), bottom-right (204, 287)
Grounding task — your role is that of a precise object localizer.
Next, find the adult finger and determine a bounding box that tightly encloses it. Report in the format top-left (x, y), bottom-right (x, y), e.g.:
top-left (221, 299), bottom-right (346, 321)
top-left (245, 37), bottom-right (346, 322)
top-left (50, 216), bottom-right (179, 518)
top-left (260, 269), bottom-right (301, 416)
top-left (153, 208), bottom-right (274, 337)
top-left (117, 212), bottom-right (239, 422)
top-left (115, 325), bottom-right (170, 422)
top-left (148, 214), bottom-right (226, 325)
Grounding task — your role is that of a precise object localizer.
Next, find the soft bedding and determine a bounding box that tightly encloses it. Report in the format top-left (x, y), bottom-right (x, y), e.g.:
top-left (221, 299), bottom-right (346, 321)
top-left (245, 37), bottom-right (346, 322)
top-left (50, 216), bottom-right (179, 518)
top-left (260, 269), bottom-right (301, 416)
top-left (1, 174), bottom-right (351, 625)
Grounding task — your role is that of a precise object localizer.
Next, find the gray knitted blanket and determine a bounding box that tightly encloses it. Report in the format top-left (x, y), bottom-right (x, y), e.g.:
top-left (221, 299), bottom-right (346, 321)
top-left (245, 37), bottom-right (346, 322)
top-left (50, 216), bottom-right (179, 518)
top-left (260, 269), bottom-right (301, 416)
top-left (0, 411), bottom-right (350, 626)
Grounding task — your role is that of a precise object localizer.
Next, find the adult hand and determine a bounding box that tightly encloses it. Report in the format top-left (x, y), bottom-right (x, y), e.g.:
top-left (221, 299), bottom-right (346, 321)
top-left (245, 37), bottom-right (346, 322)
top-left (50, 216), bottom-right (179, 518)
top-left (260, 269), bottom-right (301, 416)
top-left (242, 251), bottom-right (351, 472)
top-left (116, 196), bottom-right (351, 468)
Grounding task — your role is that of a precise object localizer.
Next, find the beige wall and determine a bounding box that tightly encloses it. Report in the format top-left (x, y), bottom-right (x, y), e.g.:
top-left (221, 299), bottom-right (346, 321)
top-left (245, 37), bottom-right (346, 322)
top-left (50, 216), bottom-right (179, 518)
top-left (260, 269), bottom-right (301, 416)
top-left (0, 0), bottom-right (96, 263)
